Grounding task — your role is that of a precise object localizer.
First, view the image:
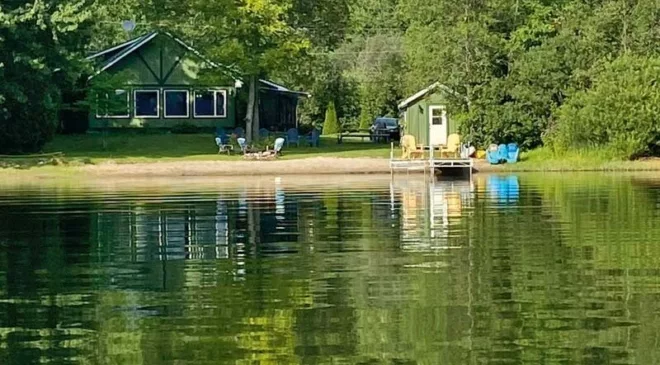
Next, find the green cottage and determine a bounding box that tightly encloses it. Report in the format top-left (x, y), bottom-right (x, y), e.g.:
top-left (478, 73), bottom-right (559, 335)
top-left (83, 31), bottom-right (308, 132)
top-left (398, 83), bottom-right (460, 147)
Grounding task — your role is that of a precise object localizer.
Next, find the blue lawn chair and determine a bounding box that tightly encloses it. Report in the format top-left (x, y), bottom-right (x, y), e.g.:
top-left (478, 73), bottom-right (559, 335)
top-left (506, 143), bottom-right (520, 164)
top-left (497, 144), bottom-right (508, 162)
top-left (237, 138), bottom-right (248, 154)
top-left (259, 128), bottom-right (270, 139)
top-left (214, 131), bottom-right (233, 154)
top-left (234, 127), bottom-right (245, 138)
top-left (286, 128), bottom-right (300, 147)
top-left (274, 138), bottom-right (285, 155)
top-left (306, 129), bottom-right (320, 147)
top-left (486, 144), bottom-right (502, 165)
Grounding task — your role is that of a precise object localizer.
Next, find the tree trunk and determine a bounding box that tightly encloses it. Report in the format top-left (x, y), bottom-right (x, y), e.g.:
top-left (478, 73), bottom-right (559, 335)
top-left (245, 75), bottom-right (260, 142)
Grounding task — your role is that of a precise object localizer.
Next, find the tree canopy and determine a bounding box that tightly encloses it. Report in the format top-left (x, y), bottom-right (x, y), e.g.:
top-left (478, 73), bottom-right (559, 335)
top-left (2, 0), bottom-right (660, 157)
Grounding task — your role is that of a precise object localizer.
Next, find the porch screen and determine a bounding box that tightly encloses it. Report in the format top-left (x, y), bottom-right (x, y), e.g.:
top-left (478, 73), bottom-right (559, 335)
top-left (97, 89), bottom-right (129, 118)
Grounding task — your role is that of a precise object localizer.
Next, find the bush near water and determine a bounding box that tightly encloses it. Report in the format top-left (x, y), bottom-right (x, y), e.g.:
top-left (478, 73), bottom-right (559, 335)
top-left (547, 55), bottom-right (660, 159)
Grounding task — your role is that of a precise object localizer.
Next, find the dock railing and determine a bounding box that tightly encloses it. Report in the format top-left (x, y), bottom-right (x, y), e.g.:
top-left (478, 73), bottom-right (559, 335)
top-left (390, 141), bottom-right (474, 178)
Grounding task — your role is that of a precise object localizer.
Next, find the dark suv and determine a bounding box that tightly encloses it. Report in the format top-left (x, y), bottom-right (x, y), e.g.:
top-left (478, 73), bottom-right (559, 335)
top-left (370, 117), bottom-right (400, 142)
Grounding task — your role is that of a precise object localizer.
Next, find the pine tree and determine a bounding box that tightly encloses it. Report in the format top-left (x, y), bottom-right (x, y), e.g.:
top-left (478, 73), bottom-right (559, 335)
top-left (358, 109), bottom-right (371, 130)
top-left (322, 101), bottom-right (340, 135)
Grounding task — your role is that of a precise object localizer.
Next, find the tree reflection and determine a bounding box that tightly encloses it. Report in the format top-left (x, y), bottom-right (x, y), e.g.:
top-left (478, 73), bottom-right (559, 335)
top-left (0, 174), bottom-right (659, 364)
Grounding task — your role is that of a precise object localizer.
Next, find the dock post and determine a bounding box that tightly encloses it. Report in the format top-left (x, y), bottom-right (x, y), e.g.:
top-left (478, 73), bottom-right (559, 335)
top-left (390, 142), bottom-right (394, 178)
top-left (430, 144), bottom-right (435, 177)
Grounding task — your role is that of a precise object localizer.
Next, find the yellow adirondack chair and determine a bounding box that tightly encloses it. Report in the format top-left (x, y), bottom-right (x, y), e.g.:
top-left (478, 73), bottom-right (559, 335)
top-left (401, 135), bottom-right (424, 159)
top-left (440, 134), bottom-right (461, 158)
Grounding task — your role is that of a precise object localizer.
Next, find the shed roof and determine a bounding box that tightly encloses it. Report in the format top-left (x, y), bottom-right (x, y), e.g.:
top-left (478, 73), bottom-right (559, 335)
top-left (87, 31), bottom-right (309, 97)
top-left (398, 82), bottom-right (459, 110)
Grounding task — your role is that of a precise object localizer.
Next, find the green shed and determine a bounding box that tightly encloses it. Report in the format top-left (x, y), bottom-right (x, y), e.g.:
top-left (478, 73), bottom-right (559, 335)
top-left (82, 31), bottom-right (309, 133)
top-left (398, 83), bottom-right (460, 147)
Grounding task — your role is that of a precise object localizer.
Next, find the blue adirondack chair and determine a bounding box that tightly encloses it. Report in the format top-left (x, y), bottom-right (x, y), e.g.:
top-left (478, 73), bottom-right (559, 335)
top-left (259, 128), bottom-right (270, 139)
top-left (506, 143), bottom-right (520, 163)
top-left (306, 129), bottom-right (320, 147)
top-left (234, 127), bottom-right (245, 138)
top-left (286, 128), bottom-right (300, 147)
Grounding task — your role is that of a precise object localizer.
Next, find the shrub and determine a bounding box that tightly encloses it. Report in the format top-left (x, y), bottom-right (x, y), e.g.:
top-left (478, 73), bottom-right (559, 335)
top-left (0, 85), bottom-right (61, 154)
top-left (171, 123), bottom-right (200, 134)
top-left (358, 109), bottom-right (371, 130)
top-left (322, 101), bottom-right (340, 135)
top-left (547, 55), bottom-right (660, 159)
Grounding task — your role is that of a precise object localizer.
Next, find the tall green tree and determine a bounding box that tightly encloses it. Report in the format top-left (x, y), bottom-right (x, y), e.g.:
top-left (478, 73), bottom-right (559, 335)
top-left (160, 0), bottom-right (309, 142)
top-left (322, 101), bottom-right (340, 135)
top-left (0, 0), bottom-right (93, 154)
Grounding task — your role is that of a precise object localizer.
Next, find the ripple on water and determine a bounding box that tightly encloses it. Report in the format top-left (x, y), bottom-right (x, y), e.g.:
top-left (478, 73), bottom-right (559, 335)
top-left (1, 173), bottom-right (660, 364)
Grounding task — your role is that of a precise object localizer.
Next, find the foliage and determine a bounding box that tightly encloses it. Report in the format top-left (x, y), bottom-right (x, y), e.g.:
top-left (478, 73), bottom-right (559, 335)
top-left (0, 0), bottom-right (92, 154)
top-left (322, 101), bottom-right (340, 135)
top-left (548, 55), bottom-right (660, 159)
top-left (171, 123), bottom-right (202, 135)
top-left (6, 0), bottom-right (660, 158)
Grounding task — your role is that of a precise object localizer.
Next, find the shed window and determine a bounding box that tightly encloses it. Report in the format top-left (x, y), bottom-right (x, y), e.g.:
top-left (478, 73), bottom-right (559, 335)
top-left (165, 90), bottom-right (189, 118)
top-left (431, 107), bottom-right (445, 125)
top-left (135, 90), bottom-right (159, 118)
top-left (194, 90), bottom-right (227, 118)
top-left (96, 89), bottom-right (129, 118)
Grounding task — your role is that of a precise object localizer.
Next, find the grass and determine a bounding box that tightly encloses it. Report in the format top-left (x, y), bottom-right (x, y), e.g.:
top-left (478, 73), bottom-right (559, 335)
top-left (484, 147), bottom-right (660, 172)
top-left (9, 134), bottom-right (659, 173)
top-left (41, 133), bottom-right (392, 163)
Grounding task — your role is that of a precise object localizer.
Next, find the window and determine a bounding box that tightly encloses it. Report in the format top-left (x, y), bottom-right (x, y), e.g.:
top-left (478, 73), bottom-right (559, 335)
top-left (194, 90), bottom-right (227, 118)
top-left (164, 90), bottom-right (189, 118)
top-left (430, 106), bottom-right (445, 125)
top-left (134, 90), bottom-right (159, 118)
top-left (96, 89), bottom-right (129, 118)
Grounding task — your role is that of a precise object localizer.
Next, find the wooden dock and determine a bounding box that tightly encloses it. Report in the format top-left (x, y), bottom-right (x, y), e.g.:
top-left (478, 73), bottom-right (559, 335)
top-left (389, 143), bottom-right (474, 179)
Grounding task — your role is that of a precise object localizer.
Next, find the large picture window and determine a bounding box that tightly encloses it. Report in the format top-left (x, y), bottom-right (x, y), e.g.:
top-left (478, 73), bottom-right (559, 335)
top-left (96, 89), bottom-right (129, 118)
top-left (164, 90), bottom-right (189, 118)
top-left (194, 90), bottom-right (227, 118)
top-left (134, 90), bottom-right (159, 118)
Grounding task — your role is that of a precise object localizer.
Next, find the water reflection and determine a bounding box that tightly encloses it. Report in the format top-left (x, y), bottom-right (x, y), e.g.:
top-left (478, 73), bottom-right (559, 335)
top-left (0, 173), bottom-right (659, 364)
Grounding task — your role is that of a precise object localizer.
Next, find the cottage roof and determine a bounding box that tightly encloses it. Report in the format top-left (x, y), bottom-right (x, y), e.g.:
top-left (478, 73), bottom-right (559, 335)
top-left (398, 82), bottom-right (459, 110)
top-left (86, 31), bottom-right (309, 97)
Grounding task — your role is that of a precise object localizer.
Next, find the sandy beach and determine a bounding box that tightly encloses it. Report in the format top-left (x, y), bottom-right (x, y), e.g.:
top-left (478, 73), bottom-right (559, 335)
top-left (3, 156), bottom-right (660, 180)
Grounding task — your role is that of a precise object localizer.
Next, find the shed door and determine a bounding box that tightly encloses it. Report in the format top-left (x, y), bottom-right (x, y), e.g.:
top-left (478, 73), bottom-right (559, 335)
top-left (429, 106), bottom-right (448, 146)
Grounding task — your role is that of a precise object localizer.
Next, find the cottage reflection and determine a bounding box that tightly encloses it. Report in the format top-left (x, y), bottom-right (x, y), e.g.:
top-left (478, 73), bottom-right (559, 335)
top-left (394, 177), bottom-right (474, 250)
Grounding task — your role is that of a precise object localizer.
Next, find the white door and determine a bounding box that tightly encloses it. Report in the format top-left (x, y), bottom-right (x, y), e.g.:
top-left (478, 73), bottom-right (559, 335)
top-left (429, 106), bottom-right (448, 146)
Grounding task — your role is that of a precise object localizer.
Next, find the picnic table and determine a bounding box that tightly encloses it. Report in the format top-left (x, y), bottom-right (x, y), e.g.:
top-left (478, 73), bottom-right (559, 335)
top-left (337, 129), bottom-right (390, 144)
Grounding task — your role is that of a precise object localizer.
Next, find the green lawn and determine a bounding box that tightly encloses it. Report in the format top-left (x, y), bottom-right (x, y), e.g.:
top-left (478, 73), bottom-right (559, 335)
top-left (30, 135), bottom-right (660, 172)
top-left (42, 133), bottom-right (392, 163)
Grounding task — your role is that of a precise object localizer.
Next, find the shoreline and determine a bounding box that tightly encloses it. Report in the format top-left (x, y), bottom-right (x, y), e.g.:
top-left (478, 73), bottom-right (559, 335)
top-left (3, 156), bottom-right (660, 178)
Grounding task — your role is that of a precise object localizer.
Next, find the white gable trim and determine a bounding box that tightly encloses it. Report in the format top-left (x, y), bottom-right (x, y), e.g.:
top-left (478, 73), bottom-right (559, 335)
top-left (85, 37), bottom-right (144, 60)
top-left (88, 32), bottom-right (159, 80)
top-left (398, 82), bottom-right (462, 110)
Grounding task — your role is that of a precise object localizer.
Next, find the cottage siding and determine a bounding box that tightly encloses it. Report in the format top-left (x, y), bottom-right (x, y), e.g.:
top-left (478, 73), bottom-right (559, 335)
top-left (402, 89), bottom-right (458, 146)
top-left (89, 34), bottom-right (236, 130)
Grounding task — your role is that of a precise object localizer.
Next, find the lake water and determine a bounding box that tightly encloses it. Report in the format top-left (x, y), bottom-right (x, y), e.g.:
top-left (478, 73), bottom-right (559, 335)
top-left (1, 173), bottom-right (660, 364)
